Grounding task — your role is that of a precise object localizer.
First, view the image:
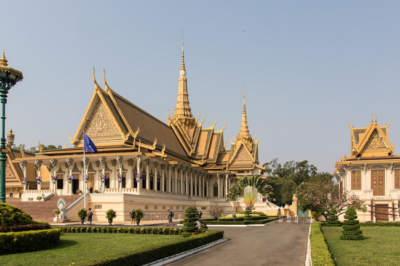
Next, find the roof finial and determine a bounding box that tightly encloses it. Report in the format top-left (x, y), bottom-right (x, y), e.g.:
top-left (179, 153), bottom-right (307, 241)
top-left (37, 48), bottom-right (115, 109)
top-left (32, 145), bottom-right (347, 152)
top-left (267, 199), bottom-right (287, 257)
top-left (0, 50), bottom-right (8, 67)
top-left (180, 41), bottom-right (186, 72)
top-left (375, 114), bottom-right (377, 124)
top-left (371, 115), bottom-right (373, 123)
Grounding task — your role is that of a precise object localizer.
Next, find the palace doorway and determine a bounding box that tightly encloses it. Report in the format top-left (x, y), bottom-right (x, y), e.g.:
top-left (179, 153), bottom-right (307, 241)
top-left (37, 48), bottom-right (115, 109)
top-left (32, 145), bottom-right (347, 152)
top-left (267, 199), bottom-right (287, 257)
top-left (72, 179), bottom-right (79, 194)
top-left (371, 170), bottom-right (385, 196)
top-left (376, 204), bottom-right (389, 222)
top-left (213, 186), bottom-right (218, 197)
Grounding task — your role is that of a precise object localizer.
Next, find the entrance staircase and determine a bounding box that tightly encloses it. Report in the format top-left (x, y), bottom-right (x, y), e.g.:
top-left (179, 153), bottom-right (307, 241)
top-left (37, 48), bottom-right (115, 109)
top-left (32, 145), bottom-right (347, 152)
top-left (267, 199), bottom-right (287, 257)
top-left (6, 195), bottom-right (82, 223)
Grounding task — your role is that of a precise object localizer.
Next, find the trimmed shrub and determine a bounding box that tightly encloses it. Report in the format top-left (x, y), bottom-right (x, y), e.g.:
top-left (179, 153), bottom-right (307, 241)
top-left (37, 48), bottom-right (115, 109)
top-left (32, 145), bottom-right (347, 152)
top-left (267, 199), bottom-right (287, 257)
top-left (0, 228), bottom-right (61, 254)
top-left (327, 208), bottom-right (341, 227)
top-left (238, 211), bottom-right (267, 217)
top-left (182, 206), bottom-right (198, 237)
top-left (0, 223), bottom-right (51, 233)
top-left (361, 222), bottom-right (400, 227)
top-left (341, 207), bottom-right (364, 240)
top-left (0, 203), bottom-right (34, 226)
top-left (310, 223), bottom-right (335, 266)
top-left (244, 207), bottom-right (252, 220)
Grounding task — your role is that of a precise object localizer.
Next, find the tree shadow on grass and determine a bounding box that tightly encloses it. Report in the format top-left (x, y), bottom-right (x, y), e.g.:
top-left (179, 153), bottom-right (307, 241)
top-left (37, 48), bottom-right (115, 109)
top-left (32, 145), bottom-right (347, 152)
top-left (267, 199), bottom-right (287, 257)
top-left (49, 240), bottom-right (78, 251)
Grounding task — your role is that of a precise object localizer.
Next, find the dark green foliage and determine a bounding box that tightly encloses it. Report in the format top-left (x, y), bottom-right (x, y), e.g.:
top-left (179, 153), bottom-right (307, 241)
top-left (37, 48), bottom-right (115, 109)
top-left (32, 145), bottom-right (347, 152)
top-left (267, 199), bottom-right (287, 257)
top-left (0, 203), bottom-right (34, 226)
top-left (182, 206), bottom-right (198, 237)
top-left (310, 223), bottom-right (335, 266)
top-left (60, 226), bottom-right (187, 235)
top-left (0, 228), bottom-right (61, 254)
top-left (135, 209), bottom-right (144, 220)
top-left (77, 208), bottom-right (87, 221)
top-left (360, 222), bottom-right (400, 227)
top-left (327, 208), bottom-right (341, 227)
top-left (244, 207), bottom-right (252, 219)
top-left (237, 211), bottom-right (267, 217)
top-left (341, 207), bottom-right (364, 240)
top-left (106, 209), bottom-right (117, 220)
top-left (202, 217), bottom-right (279, 225)
top-left (0, 223), bottom-right (50, 233)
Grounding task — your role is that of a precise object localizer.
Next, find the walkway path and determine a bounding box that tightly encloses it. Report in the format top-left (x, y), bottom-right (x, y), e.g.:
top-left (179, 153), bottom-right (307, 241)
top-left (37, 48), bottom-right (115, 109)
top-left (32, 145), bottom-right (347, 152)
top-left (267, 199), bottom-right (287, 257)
top-left (166, 218), bottom-right (311, 266)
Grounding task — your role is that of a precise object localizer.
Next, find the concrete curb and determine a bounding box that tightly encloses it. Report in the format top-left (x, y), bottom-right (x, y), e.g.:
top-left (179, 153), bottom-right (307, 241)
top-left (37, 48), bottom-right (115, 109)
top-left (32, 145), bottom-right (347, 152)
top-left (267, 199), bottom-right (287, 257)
top-left (143, 238), bottom-right (228, 266)
top-left (177, 221), bottom-right (275, 228)
top-left (305, 219), bottom-right (312, 266)
top-left (51, 222), bottom-right (168, 226)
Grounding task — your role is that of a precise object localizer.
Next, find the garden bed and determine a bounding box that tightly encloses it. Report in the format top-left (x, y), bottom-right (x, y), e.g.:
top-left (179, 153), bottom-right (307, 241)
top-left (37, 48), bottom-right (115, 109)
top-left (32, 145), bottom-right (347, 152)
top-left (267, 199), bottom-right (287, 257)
top-left (0, 230), bottom-right (223, 265)
top-left (322, 226), bottom-right (400, 266)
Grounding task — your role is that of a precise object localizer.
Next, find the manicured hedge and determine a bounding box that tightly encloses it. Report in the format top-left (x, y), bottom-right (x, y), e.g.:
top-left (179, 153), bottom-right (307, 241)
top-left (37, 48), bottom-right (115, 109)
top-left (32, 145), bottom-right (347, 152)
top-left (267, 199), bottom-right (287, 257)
top-left (310, 223), bottom-right (334, 266)
top-left (203, 217), bottom-right (277, 225)
top-left (0, 223), bottom-right (51, 233)
top-left (0, 203), bottom-right (33, 226)
top-left (74, 230), bottom-right (224, 266)
top-left (360, 222), bottom-right (400, 227)
top-left (238, 211), bottom-right (267, 216)
top-left (0, 228), bottom-right (61, 254)
top-left (60, 226), bottom-right (189, 235)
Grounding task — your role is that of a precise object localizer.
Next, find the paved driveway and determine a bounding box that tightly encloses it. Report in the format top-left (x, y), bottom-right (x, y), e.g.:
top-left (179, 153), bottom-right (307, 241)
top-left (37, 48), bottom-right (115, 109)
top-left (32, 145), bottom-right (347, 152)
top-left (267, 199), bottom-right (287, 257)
top-left (166, 218), bottom-right (311, 266)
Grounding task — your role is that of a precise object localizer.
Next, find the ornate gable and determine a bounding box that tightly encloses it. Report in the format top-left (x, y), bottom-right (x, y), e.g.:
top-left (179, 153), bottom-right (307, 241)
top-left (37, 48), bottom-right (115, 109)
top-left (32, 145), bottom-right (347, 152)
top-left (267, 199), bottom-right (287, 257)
top-left (82, 100), bottom-right (122, 143)
top-left (5, 161), bottom-right (16, 180)
top-left (230, 144), bottom-right (253, 165)
top-left (360, 130), bottom-right (388, 156)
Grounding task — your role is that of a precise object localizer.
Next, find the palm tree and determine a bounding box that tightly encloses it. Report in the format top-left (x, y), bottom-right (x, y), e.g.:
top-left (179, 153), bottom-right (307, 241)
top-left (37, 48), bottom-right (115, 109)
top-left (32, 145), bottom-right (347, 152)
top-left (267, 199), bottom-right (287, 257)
top-left (226, 175), bottom-right (273, 201)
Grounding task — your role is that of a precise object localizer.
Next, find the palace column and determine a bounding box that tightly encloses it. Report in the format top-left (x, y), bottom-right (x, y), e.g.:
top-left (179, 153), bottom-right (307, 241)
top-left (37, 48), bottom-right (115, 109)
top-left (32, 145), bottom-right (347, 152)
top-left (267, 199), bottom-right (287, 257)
top-left (99, 157), bottom-right (106, 193)
top-left (110, 159), bottom-right (116, 189)
top-left (66, 158), bottom-right (74, 195)
top-left (161, 164), bottom-right (165, 192)
top-left (127, 159), bottom-right (134, 188)
top-left (19, 161), bottom-right (27, 193)
top-left (34, 160), bottom-right (43, 193)
top-left (50, 159), bottom-right (58, 194)
top-left (202, 174), bottom-right (205, 197)
top-left (185, 169), bottom-right (189, 195)
top-left (82, 158), bottom-right (89, 193)
top-left (116, 156), bottom-right (123, 192)
top-left (174, 166), bottom-right (178, 194)
top-left (145, 159), bottom-right (153, 190)
top-left (167, 165), bottom-right (172, 193)
top-left (194, 171), bottom-right (197, 196)
top-left (153, 161), bottom-right (159, 191)
top-left (206, 176), bottom-right (209, 197)
top-left (225, 173), bottom-right (228, 198)
top-left (217, 173), bottom-right (220, 198)
top-left (46, 165), bottom-right (54, 193)
top-left (190, 170), bottom-right (193, 196)
top-left (180, 166), bottom-right (184, 194)
top-left (135, 155), bottom-right (142, 193)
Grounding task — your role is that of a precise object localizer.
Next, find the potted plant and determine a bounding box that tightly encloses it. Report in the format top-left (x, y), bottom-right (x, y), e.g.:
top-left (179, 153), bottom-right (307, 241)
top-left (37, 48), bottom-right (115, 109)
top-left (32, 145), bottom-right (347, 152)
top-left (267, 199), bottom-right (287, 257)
top-left (78, 208), bottom-right (87, 224)
top-left (76, 190), bottom-right (83, 195)
top-left (36, 196), bottom-right (42, 201)
top-left (106, 209), bottom-right (117, 225)
top-left (52, 209), bottom-right (60, 222)
top-left (135, 209), bottom-right (144, 225)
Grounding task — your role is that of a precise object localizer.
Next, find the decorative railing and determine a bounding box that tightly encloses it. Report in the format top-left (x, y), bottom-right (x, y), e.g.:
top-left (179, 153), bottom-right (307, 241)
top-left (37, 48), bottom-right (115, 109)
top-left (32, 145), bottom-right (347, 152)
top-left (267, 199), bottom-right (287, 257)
top-left (103, 188), bottom-right (137, 193)
top-left (64, 192), bottom-right (89, 220)
top-left (43, 193), bottom-right (54, 201)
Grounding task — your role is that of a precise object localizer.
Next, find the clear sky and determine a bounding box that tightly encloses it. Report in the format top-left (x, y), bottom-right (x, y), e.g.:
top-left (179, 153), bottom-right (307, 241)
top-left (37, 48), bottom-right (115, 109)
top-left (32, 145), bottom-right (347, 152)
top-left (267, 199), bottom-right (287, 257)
top-left (2, 1), bottom-right (400, 173)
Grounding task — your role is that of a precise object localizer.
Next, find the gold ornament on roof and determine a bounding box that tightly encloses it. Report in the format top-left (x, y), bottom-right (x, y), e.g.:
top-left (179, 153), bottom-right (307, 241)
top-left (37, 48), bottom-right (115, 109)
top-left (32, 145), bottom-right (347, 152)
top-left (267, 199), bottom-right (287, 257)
top-left (0, 50), bottom-right (8, 67)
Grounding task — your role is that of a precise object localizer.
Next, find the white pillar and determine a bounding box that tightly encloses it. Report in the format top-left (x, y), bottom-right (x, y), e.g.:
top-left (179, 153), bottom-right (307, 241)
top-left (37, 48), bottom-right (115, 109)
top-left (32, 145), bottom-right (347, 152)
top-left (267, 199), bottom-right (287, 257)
top-left (206, 179), bottom-right (209, 197)
top-left (185, 170), bottom-right (189, 195)
top-left (116, 156), bottom-right (123, 192)
top-left (127, 159), bottom-right (133, 188)
top-left (154, 162), bottom-right (158, 191)
top-left (194, 172), bottom-right (197, 196)
top-left (167, 166), bottom-right (172, 193)
top-left (190, 170), bottom-right (193, 196)
top-left (20, 161), bottom-right (27, 193)
top-left (136, 156), bottom-right (142, 193)
top-left (35, 160), bottom-right (43, 193)
top-left (161, 164), bottom-right (165, 192)
top-left (225, 174), bottom-right (228, 197)
top-left (180, 167), bottom-right (184, 194)
top-left (217, 173), bottom-right (220, 198)
top-left (175, 167), bottom-right (178, 194)
top-left (146, 161), bottom-right (150, 190)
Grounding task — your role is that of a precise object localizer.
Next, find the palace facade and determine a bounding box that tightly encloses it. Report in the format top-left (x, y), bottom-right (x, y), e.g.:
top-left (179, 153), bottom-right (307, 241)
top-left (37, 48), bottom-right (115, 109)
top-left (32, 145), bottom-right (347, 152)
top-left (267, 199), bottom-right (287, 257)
top-left (5, 45), bottom-right (266, 221)
top-left (334, 117), bottom-right (400, 222)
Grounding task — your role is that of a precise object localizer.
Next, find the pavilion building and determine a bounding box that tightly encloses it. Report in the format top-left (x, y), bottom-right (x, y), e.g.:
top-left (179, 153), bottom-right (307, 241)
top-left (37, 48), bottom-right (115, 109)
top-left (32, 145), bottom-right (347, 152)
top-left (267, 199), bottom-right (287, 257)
top-left (334, 117), bottom-right (400, 222)
top-left (5, 45), bottom-right (266, 221)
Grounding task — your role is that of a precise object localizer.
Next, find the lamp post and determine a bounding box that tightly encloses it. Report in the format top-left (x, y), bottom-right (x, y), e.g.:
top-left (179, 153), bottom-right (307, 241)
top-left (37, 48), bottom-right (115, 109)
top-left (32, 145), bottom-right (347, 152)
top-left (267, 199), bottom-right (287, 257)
top-left (0, 50), bottom-right (23, 203)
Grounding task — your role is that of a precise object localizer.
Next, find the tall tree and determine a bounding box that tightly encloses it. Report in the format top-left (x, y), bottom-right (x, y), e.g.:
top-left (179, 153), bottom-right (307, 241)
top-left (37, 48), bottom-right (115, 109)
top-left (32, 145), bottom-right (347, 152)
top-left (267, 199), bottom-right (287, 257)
top-left (296, 179), bottom-right (365, 220)
top-left (226, 175), bottom-right (273, 202)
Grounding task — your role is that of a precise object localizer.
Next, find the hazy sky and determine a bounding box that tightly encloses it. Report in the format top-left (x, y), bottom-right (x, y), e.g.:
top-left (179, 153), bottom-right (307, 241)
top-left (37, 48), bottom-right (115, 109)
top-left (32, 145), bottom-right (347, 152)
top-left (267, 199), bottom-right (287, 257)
top-left (2, 1), bottom-right (400, 173)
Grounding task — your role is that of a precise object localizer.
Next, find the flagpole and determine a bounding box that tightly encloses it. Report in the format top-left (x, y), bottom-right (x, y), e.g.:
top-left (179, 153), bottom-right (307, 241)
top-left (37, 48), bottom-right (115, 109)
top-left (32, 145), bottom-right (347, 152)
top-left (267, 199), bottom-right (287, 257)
top-left (83, 131), bottom-right (86, 215)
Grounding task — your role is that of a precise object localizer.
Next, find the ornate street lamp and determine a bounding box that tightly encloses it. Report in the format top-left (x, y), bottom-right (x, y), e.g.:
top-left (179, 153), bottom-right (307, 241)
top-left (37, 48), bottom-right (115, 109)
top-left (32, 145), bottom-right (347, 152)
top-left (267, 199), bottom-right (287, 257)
top-left (0, 50), bottom-right (23, 203)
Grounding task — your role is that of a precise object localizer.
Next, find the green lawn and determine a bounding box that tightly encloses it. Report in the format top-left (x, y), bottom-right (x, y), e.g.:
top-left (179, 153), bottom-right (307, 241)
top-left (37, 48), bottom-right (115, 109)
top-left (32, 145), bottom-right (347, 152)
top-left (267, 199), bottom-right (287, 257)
top-left (0, 233), bottom-right (182, 266)
top-left (322, 227), bottom-right (400, 266)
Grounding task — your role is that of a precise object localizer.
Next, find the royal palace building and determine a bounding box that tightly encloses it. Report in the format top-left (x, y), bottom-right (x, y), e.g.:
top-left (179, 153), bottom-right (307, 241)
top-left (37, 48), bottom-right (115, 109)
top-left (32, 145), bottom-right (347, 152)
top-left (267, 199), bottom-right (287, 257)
top-left (334, 117), bottom-right (400, 222)
top-left (4, 45), bottom-right (266, 222)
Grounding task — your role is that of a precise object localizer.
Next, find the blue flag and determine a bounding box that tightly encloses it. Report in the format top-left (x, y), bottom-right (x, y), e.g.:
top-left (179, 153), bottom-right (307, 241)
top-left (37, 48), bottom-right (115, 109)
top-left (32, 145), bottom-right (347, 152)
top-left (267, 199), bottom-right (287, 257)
top-left (84, 133), bottom-right (97, 153)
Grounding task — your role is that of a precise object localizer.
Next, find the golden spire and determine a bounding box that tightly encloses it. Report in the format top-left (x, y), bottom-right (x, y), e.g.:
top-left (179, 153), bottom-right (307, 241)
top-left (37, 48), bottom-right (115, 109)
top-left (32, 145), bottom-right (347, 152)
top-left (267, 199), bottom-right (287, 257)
top-left (236, 90), bottom-right (253, 150)
top-left (172, 42), bottom-right (195, 132)
top-left (0, 50), bottom-right (8, 67)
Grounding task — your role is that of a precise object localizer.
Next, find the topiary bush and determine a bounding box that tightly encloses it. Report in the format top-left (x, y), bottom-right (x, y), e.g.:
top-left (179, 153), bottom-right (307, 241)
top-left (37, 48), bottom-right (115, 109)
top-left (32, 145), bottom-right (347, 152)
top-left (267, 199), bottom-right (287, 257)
top-left (341, 207), bottom-right (364, 240)
top-left (182, 206), bottom-right (198, 237)
top-left (327, 208), bottom-right (341, 227)
top-left (0, 203), bottom-right (33, 226)
top-left (244, 207), bottom-right (252, 220)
